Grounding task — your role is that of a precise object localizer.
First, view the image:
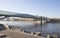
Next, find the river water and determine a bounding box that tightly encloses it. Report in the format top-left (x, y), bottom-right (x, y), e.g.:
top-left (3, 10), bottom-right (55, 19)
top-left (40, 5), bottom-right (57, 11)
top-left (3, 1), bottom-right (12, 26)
top-left (0, 21), bottom-right (60, 36)
top-left (23, 23), bottom-right (60, 36)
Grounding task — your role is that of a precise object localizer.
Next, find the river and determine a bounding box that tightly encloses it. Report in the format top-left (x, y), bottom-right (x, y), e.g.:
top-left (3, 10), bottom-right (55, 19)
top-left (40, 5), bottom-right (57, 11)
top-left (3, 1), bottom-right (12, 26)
top-left (0, 21), bottom-right (60, 36)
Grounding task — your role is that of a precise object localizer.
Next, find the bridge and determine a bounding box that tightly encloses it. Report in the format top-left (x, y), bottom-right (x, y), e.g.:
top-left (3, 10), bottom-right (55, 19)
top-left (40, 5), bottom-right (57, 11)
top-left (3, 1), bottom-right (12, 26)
top-left (0, 15), bottom-right (49, 25)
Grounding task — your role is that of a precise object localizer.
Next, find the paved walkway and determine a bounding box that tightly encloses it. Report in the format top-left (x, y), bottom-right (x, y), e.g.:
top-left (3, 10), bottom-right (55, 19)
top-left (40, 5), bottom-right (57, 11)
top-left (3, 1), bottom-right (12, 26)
top-left (0, 30), bottom-right (46, 38)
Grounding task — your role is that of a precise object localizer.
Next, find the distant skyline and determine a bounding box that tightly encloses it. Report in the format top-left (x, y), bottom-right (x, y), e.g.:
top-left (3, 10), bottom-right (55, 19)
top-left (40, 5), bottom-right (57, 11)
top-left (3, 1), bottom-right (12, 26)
top-left (0, 0), bottom-right (60, 18)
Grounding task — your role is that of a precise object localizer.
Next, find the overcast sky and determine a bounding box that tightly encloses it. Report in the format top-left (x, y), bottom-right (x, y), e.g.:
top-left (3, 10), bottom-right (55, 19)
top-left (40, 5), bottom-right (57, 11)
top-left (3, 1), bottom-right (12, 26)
top-left (0, 0), bottom-right (60, 18)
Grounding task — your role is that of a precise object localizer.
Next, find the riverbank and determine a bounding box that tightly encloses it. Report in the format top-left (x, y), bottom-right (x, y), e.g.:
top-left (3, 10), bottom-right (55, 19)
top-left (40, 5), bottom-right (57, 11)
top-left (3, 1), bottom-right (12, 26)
top-left (0, 30), bottom-right (46, 38)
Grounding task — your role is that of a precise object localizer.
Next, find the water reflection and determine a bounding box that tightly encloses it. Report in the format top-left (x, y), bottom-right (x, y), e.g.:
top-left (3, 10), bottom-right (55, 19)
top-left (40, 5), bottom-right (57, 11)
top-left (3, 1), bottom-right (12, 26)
top-left (23, 23), bottom-right (60, 36)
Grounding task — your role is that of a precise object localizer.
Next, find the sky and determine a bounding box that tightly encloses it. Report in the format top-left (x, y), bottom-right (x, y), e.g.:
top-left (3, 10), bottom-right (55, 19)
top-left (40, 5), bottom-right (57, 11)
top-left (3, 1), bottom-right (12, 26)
top-left (0, 0), bottom-right (60, 18)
